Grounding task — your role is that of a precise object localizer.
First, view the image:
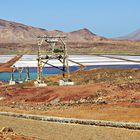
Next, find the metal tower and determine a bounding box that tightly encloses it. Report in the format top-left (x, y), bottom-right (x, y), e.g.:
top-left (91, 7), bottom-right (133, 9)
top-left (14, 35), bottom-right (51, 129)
top-left (34, 35), bottom-right (74, 87)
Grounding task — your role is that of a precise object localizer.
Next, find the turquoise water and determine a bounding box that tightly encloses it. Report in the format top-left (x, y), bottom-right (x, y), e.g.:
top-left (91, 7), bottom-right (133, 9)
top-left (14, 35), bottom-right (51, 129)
top-left (1, 65), bottom-right (140, 82)
top-left (0, 66), bottom-right (79, 82)
top-left (0, 72), bottom-right (37, 82)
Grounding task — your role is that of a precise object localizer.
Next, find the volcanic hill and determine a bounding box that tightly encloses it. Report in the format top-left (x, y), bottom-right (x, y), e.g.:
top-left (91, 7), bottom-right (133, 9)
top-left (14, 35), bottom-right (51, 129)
top-left (0, 19), bottom-right (104, 44)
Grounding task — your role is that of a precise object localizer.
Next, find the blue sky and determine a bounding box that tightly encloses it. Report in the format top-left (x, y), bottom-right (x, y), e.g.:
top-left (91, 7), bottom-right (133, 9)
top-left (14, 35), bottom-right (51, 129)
top-left (0, 0), bottom-right (140, 38)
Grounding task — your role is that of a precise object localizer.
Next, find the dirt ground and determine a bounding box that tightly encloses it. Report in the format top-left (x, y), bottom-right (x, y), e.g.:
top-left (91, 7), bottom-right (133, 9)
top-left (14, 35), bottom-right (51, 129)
top-left (0, 115), bottom-right (140, 140)
top-left (0, 87), bottom-right (140, 123)
top-left (0, 103), bottom-right (140, 123)
top-left (0, 68), bottom-right (140, 123)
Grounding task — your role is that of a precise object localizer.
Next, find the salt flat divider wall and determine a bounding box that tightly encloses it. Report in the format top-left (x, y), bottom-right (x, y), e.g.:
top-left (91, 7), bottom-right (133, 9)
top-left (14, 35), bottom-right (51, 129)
top-left (0, 112), bottom-right (140, 130)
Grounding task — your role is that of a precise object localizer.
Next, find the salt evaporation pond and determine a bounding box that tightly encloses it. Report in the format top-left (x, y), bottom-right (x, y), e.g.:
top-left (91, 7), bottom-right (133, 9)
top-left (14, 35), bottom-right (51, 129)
top-left (0, 55), bottom-right (16, 63)
top-left (1, 55), bottom-right (140, 82)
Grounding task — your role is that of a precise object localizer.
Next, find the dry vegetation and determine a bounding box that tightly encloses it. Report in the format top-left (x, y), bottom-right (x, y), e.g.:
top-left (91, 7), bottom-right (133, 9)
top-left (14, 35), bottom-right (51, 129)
top-left (68, 40), bottom-right (140, 54)
top-left (1, 40), bottom-right (140, 55)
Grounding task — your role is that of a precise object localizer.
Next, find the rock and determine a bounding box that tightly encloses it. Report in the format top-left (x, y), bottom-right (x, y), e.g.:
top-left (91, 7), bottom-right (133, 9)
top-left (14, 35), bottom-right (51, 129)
top-left (95, 97), bottom-right (107, 104)
top-left (0, 127), bottom-right (38, 139)
top-left (50, 98), bottom-right (60, 106)
top-left (0, 127), bottom-right (14, 133)
top-left (79, 98), bottom-right (87, 103)
top-left (0, 97), bottom-right (5, 101)
top-left (69, 100), bottom-right (75, 104)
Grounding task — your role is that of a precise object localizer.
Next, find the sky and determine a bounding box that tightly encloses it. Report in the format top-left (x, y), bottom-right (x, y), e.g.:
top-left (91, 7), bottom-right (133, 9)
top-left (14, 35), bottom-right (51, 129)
top-left (0, 0), bottom-right (140, 38)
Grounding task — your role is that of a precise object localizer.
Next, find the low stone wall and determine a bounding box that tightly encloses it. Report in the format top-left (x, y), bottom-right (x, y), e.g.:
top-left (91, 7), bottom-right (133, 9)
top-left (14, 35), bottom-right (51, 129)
top-left (0, 112), bottom-right (140, 130)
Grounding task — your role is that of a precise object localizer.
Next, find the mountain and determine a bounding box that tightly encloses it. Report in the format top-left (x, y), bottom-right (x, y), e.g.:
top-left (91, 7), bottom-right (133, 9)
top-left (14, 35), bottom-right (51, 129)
top-left (0, 19), bottom-right (48, 43)
top-left (116, 29), bottom-right (140, 41)
top-left (67, 28), bottom-right (105, 42)
top-left (0, 19), bottom-right (105, 44)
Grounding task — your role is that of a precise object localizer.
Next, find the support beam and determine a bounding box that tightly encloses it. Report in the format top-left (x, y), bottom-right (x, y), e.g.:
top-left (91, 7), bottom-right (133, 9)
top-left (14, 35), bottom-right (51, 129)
top-left (9, 68), bottom-right (16, 85)
top-left (25, 67), bottom-right (30, 81)
top-left (17, 67), bottom-right (23, 84)
top-left (34, 39), bottom-right (47, 87)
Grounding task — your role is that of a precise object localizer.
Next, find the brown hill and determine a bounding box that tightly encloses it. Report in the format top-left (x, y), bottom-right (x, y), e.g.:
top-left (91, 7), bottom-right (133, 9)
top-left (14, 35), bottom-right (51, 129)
top-left (67, 28), bottom-right (105, 42)
top-left (0, 19), bottom-right (47, 43)
top-left (0, 19), bottom-right (105, 44)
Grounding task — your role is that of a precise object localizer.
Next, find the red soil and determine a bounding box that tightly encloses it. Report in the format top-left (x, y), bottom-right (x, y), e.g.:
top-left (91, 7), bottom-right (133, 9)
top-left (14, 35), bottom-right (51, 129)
top-left (0, 82), bottom-right (140, 122)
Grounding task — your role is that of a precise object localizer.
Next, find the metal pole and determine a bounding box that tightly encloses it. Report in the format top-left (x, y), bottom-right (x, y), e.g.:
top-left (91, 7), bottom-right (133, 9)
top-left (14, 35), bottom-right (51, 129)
top-left (60, 38), bottom-right (70, 80)
top-left (10, 69), bottom-right (14, 81)
top-left (18, 67), bottom-right (23, 82)
top-left (37, 39), bottom-right (43, 83)
top-left (25, 67), bottom-right (30, 81)
top-left (34, 38), bottom-right (47, 87)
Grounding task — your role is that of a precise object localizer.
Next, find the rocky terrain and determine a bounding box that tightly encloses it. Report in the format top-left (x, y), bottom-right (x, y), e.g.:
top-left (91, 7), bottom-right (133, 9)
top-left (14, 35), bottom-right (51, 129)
top-left (0, 68), bottom-right (140, 122)
top-left (0, 127), bottom-right (38, 140)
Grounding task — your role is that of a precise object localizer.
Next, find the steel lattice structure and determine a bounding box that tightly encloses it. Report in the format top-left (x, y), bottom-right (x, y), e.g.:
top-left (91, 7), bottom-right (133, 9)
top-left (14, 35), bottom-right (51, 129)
top-left (34, 36), bottom-right (74, 87)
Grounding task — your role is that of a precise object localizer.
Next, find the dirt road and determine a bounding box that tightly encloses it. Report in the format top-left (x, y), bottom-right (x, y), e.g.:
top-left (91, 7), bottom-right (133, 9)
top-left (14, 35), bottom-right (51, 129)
top-left (0, 115), bottom-right (140, 140)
